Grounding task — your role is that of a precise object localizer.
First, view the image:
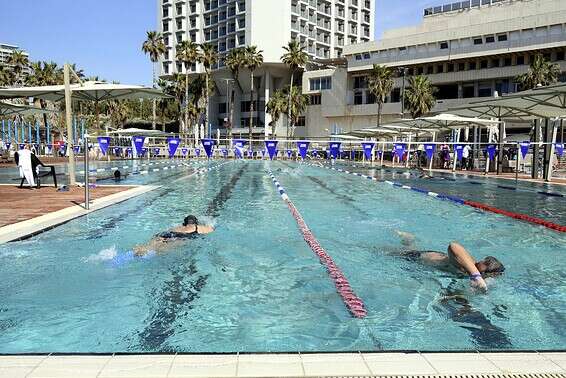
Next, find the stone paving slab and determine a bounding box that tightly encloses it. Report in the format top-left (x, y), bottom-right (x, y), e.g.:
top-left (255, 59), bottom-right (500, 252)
top-left (0, 352), bottom-right (564, 378)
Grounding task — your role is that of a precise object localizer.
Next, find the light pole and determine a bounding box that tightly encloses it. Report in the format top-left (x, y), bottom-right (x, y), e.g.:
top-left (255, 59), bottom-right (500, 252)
top-left (398, 67), bottom-right (408, 118)
top-left (222, 78), bottom-right (234, 144)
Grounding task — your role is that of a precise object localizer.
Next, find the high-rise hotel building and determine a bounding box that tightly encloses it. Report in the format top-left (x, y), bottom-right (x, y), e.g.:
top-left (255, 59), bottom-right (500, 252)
top-left (158, 0), bottom-right (374, 76)
top-left (157, 0), bottom-right (374, 136)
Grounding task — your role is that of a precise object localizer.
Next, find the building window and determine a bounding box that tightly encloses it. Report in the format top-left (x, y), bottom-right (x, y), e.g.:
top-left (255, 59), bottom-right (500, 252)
top-left (497, 34), bottom-right (508, 42)
top-left (485, 36), bottom-right (495, 44)
top-left (354, 91), bottom-right (363, 105)
top-left (469, 61), bottom-right (477, 70)
top-left (516, 55), bottom-right (525, 65)
top-left (353, 76), bottom-right (367, 89)
top-left (310, 94), bottom-right (321, 105)
top-left (240, 101), bottom-right (251, 112)
top-left (473, 37), bottom-right (483, 45)
top-left (557, 51), bottom-right (565, 61)
top-left (440, 41), bottom-right (449, 50)
top-left (309, 76), bottom-right (332, 91)
top-left (218, 103), bottom-right (227, 114)
top-left (480, 60), bottom-right (488, 69)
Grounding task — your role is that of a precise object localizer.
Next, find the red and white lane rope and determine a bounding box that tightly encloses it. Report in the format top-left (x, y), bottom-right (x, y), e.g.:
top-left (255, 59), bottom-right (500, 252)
top-left (267, 170), bottom-right (367, 319)
top-left (304, 163), bottom-right (566, 234)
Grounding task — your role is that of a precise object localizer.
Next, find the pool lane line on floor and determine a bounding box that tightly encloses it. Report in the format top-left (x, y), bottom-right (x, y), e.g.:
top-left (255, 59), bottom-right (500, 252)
top-left (303, 163), bottom-right (566, 234)
top-left (266, 169), bottom-right (368, 319)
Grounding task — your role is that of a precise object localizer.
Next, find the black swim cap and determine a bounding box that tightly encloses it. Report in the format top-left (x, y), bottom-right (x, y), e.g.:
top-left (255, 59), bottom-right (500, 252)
top-left (183, 215), bottom-right (199, 226)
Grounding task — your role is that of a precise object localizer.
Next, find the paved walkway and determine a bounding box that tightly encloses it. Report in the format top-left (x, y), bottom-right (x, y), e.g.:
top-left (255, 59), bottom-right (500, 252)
top-left (0, 352), bottom-right (564, 377)
top-left (0, 185), bottom-right (131, 228)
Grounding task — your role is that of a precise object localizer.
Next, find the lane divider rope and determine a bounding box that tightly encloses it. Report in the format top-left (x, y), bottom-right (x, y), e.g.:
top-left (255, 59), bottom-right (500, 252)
top-left (304, 163), bottom-right (566, 233)
top-left (267, 169), bottom-right (367, 319)
top-left (332, 160), bottom-right (565, 199)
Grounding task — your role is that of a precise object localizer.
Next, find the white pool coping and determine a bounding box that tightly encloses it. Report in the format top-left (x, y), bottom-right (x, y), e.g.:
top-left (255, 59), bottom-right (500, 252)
top-left (0, 351), bottom-right (564, 378)
top-left (0, 185), bottom-right (159, 244)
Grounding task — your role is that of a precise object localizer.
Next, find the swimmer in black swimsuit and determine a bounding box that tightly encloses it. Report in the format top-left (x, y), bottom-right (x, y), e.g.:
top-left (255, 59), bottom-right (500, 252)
top-left (390, 231), bottom-right (504, 292)
top-left (133, 215), bottom-right (214, 256)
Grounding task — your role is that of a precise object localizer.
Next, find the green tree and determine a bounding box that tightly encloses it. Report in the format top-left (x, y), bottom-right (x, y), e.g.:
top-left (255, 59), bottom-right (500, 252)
top-left (243, 46), bottom-right (264, 141)
top-left (198, 43), bottom-right (218, 137)
top-left (516, 54), bottom-right (561, 90)
top-left (367, 64), bottom-right (394, 127)
top-left (142, 31), bottom-right (167, 130)
top-left (404, 75), bottom-right (437, 119)
top-left (266, 89), bottom-right (287, 138)
top-left (0, 63), bottom-right (15, 87)
top-left (224, 47), bottom-right (246, 140)
top-left (285, 86), bottom-right (309, 137)
top-left (175, 40), bottom-right (200, 136)
top-left (7, 50), bottom-right (29, 85)
top-left (281, 40), bottom-right (309, 139)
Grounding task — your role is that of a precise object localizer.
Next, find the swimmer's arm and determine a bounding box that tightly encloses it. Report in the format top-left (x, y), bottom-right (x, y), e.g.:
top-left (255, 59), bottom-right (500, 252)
top-left (448, 242), bottom-right (487, 291)
top-left (197, 225), bottom-right (214, 234)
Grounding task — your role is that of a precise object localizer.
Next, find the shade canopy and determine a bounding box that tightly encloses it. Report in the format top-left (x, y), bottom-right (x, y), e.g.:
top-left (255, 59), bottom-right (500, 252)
top-left (0, 81), bottom-right (172, 102)
top-left (0, 101), bottom-right (56, 117)
top-left (400, 113), bottom-right (501, 129)
top-left (334, 124), bottom-right (437, 139)
top-left (107, 128), bottom-right (174, 137)
top-left (449, 83), bottom-right (566, 120)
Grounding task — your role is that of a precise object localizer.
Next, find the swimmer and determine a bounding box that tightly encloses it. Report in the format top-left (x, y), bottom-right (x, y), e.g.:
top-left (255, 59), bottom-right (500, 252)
top-left (392, 231), bottom-right (505, 292)
top-left (133, 215), bottom-right (214, 256)
top-left (417, 167), bottom-right (434, 179)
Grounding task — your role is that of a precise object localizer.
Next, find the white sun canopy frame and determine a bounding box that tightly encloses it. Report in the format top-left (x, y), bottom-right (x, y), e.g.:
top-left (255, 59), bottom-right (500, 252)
top-left (0, 81), bottom-right (172, 102)
top-left (107, 128), bottom-right (174, 137)
top-left (0, 101), bottom-right (57, 117)
top-left (398, 113), bottom-right (502, 130)
top-left (448, 84), bottom-right (566, 120)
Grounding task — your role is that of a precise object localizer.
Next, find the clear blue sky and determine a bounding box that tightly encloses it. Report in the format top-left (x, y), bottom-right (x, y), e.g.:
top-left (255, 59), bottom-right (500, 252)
top-left (0, 0), bottom-right (431, 86)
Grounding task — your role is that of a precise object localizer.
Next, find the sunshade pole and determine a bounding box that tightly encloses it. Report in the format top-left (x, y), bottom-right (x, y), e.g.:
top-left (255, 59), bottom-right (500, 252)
top-left (497, 118), bottom-right (504, 175)
top-left (64, 63), bottom-right (76, 186)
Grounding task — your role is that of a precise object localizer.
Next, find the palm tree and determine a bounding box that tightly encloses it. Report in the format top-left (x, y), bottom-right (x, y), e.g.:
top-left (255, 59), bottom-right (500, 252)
top-left (0, 64), bottom-right (15, 87)
top-left (142, 31), bottom-right (167, 129)
top-left (285, 86), bottom-right (309, 137)
top-left (26, 61), bottom-right (62, 136)
top-left (266, 90), bottom-right (287, 137)
top-left (367, 64), bottom-right (394, 128)
top-left (198, 43), bottom-right (218, 137)
top-left (281, 40), bottom-right (309, 139)
top-left (224, 47), bottom-right (246, 140)
top-left (404, 75), bottom-right (437, 119)
top-left (175, 40), bottom-right (200, 137)
top-left (243, 46), bottom-right (264, 142)
top-left (516, 54), bottom-right (560, 90)
top-left (8, 50), bottom-right (29, 85)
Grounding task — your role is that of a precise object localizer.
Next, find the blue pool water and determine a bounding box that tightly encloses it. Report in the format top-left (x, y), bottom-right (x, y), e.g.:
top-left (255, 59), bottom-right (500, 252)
top-left (0, 160), bottom-right (564, 353)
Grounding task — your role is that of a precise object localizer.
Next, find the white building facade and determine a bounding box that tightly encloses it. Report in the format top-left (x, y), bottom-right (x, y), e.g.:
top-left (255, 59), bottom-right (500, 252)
top-left (0, 43), bottom-right (29, 69)
top-left (157, 0), bottom-right (374, 137)
top-left (302, 0), bottom-right (566, 138)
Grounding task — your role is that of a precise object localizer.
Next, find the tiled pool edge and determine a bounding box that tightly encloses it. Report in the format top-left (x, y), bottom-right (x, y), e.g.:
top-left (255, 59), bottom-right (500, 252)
top-left (0, 352), bottom-right (564, 377)
top-left (0, 185), bottom-right (160, 244)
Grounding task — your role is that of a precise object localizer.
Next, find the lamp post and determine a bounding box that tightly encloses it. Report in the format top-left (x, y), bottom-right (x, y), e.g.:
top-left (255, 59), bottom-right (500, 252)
top-left (398, 67), bottom-right (408, 118)
top-left (222, 78), bottom-right (234, 145)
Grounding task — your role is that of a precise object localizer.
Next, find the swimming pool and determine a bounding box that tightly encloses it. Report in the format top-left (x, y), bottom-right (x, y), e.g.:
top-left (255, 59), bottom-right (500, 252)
top-left (0, 160), bottom-right (564, 353)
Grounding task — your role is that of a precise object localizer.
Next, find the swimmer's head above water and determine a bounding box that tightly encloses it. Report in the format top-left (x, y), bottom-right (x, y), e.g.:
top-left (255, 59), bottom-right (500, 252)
top-left (183, 215), bottom-right (199, 227)
top-left (475, 256), bottom-right (505, 276)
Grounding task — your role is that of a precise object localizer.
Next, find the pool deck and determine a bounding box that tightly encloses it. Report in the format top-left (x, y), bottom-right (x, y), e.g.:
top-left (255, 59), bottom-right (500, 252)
top-left (0, 184), bottom-right (159, 244)
top-left (0, 351), bottom-right (564, 378)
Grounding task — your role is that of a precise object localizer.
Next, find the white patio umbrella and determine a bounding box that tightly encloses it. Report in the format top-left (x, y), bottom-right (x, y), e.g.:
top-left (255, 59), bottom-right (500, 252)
top-left (0, 101), bottom-right (57, 117)
top-left (107, 128), bottom-right (173, 137)
top-left (0, 79), bottom-right (172, 186)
